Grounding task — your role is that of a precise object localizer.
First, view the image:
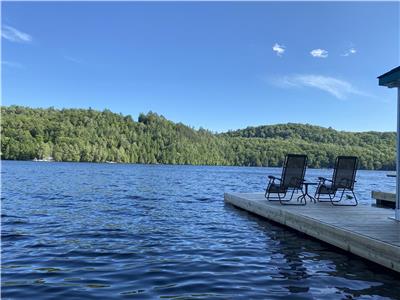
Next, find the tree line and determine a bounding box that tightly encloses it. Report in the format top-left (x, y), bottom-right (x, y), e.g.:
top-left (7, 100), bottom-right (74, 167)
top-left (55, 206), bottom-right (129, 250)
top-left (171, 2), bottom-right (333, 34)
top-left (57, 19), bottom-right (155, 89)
top-left (1, 106), bottom-right (396, 170)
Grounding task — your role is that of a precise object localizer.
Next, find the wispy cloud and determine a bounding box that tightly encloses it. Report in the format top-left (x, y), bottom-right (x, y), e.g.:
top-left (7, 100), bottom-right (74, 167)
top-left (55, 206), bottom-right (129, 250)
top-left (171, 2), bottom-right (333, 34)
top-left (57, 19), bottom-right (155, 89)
top-left (63, 55), bottom-right (83, 64)
top-left (310, 49), bottom-right (328, 58)
top-left (1, 25), bottom-right (32, 43)
top-left (1, 60), bottom-right (23, 68)
top-left (342, 47), bottom-right (357, 57)
top-left (272, 43), bottom-right (285, 56)
top-left (272, 74), bottom-right (369, 100)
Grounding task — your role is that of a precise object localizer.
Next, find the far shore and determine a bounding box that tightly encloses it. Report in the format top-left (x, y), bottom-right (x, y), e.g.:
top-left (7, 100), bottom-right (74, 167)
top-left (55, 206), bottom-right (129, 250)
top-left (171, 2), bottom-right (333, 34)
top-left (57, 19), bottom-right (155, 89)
top-left (1, 159), bottom-right (395, 172)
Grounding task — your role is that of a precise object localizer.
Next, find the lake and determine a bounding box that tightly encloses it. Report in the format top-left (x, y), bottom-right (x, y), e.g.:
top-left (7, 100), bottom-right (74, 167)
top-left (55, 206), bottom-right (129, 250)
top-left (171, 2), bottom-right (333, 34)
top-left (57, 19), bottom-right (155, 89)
top-left (2, 161), bottom-right (400, 299)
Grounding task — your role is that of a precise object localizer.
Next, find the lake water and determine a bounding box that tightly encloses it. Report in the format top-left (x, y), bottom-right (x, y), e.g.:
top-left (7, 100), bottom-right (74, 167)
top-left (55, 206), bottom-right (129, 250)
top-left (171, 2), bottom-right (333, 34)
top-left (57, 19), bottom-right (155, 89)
top-left (2, 161), bottom-right (400, 299)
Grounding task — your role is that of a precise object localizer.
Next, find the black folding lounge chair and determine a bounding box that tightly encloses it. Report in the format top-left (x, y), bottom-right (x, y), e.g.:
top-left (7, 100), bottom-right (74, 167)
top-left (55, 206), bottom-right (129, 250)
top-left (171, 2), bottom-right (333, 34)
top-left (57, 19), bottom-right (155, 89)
top-left (265, 154), bottom-right (308, 205)
top-left (315, 156), bottom-right (358, 206)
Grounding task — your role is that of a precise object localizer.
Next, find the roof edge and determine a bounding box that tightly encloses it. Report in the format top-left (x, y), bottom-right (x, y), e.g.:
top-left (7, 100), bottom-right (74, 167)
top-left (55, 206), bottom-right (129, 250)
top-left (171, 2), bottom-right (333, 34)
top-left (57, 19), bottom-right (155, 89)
top-left (378, 66), bottom-right (400, 79)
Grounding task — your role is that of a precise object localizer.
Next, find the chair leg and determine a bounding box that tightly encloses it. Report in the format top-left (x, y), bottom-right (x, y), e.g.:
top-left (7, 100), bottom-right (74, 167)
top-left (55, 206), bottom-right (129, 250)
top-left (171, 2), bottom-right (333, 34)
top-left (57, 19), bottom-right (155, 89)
top-left (315, 184), bottom-right (330, 201)
top-left (315, 190), bottom-right (321, 201)
top-left (265, 188), bottom-right (282, 200)
top-left (331, 189), bottom-right (358, 206)
top-left (339, 189), bottom-right (346, 201)
top-left (352, 191), bottom-right (358, 206)
top-left (281, 188), bottom-right (306, 206)
top-left (266, 191), bottom-right (291, 201)
top-left (317, 193), bottom-right (336, 202)
top-left (318, 190), bottom-right (341, 203)
top-left (279, 192), bottom-right (287, 205)
top-left (289, 189), bottom-right (296, 200)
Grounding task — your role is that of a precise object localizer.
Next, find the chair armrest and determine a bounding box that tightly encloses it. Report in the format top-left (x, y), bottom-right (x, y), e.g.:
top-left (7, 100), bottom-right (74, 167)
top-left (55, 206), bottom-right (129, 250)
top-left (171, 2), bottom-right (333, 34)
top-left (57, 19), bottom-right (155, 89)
top-left (268, 175), bottom-right (282, 181)
top-left (317, 177), bottom-right (332, 182)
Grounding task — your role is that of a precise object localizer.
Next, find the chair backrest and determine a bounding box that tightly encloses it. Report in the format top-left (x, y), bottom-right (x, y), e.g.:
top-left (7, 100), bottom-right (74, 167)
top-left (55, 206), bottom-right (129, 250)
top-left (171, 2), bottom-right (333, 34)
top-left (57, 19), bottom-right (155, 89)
top-left (281, 154), bottom-right (308, 189)
top-left (332, 156), bottom-right (358, 190)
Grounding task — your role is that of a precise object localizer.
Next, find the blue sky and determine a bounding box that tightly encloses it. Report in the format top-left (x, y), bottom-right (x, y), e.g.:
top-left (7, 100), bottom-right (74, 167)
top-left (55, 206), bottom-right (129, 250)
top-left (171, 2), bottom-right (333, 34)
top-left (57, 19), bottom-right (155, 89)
top-left (1, 1), bottom-right (399, 132)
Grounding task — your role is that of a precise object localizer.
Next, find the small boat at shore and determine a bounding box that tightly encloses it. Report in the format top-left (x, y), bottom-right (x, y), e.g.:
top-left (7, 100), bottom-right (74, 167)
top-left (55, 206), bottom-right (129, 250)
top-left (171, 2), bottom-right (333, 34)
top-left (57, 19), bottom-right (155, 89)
top-left (33, 156), bottom-right (54, 162)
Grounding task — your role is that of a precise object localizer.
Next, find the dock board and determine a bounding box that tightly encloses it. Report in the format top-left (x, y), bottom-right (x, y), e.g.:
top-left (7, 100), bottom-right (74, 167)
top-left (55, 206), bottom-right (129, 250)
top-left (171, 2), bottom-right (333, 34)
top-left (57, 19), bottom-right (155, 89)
top-left (224, 192), bottom-right (400, 273)
top-left (372, 191), bottom-right (396, 208)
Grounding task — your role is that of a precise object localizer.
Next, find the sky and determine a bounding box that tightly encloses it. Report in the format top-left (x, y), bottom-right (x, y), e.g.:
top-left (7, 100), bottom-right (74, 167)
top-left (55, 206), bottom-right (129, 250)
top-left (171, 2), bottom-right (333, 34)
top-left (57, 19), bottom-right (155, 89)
top-left (1, 1), bottom-right (399, 132)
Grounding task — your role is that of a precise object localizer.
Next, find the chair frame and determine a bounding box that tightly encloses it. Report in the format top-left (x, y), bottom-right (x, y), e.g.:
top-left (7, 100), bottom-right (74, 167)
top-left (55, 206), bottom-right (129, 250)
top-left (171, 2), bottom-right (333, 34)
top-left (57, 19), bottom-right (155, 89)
top-left (265, 154), bottom-right (307, 205)
top-left (315, 156), bottom-right (358, 206)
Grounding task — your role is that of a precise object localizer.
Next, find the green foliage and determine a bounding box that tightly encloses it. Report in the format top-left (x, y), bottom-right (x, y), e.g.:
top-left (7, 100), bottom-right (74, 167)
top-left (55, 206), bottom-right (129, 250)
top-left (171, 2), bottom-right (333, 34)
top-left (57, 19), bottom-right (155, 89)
top-left (1, 106), bottom-right (396, 170)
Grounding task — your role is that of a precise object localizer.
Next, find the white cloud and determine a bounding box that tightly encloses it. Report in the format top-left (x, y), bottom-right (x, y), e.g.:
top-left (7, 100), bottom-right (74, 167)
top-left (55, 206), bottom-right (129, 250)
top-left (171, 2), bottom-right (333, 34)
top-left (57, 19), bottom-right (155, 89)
top-left (272, 74), bottom-right (368, 100)
top-left (64, 56), bottom-right (83, 64)
top-left (272, 43), bottom-right (285, 56)
top-left (310, 49), bottom-right (328, 58)
top-left (1, 60), bottom-right (23, 68)
top-left (1, 25), bottom-right (32, 43)
top-left (342, 47), bottom-right (357, 57)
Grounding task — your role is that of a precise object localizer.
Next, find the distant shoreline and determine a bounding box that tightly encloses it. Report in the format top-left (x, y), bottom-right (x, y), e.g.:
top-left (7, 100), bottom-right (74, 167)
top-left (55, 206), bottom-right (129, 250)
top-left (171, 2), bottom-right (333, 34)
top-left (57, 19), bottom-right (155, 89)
top-left (1, 106), bottom-right (396, 171)
top-left (0, 159), bottom-right (395, 171)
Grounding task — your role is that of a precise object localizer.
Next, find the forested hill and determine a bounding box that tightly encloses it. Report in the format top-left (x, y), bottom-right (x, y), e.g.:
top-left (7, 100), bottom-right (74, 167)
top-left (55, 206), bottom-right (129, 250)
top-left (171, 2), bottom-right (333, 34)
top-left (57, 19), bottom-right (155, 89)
top-left (222, 123), bottom-right (395, 148)
top-left (1, 106), bottom-right (396, 170)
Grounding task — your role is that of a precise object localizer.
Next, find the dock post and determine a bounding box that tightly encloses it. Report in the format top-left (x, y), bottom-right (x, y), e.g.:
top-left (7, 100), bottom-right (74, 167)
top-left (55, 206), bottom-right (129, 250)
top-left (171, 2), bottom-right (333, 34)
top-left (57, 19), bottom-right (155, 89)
top-left (397, 87), bottom-right (400, 221)
top-left (378, 66), bottom-right (400, 221)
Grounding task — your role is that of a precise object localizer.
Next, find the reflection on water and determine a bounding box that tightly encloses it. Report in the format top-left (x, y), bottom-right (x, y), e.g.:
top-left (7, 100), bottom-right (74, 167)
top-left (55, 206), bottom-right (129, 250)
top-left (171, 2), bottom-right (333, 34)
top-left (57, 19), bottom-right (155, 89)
top-left (1, 161), bottom-right (399, 299)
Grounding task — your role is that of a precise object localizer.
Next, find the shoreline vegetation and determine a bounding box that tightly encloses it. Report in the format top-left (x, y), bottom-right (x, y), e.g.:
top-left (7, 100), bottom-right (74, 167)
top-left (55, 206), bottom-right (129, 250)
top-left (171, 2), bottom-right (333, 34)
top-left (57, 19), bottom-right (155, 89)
top-left (1, 105), bottom-right (396, 170)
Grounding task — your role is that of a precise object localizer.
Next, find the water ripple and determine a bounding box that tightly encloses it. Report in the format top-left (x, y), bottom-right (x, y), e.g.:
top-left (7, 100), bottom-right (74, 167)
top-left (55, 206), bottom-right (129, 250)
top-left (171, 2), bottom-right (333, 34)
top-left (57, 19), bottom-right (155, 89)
top-left (2, 161), bottom-right (400, 299)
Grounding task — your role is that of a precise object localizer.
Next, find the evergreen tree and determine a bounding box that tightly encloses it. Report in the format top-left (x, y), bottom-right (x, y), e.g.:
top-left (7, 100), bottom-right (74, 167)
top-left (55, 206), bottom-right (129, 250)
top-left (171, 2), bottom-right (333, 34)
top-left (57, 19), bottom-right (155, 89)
top-left (0, 105), bottom-right (396, 170)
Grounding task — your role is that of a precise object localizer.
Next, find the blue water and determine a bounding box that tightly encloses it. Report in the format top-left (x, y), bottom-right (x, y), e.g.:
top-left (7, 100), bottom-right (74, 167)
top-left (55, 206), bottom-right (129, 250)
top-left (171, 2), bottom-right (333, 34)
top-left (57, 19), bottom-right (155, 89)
top-left (2, 161), bottom-right (399, 299)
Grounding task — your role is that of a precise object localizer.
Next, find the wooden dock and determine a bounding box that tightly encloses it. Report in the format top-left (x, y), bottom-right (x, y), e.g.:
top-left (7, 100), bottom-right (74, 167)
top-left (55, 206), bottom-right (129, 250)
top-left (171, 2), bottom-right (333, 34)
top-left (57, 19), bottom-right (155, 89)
top-left (372, 191), bottom-right (396, 208)
top-left (224, 192), bottom-right (400, 273)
